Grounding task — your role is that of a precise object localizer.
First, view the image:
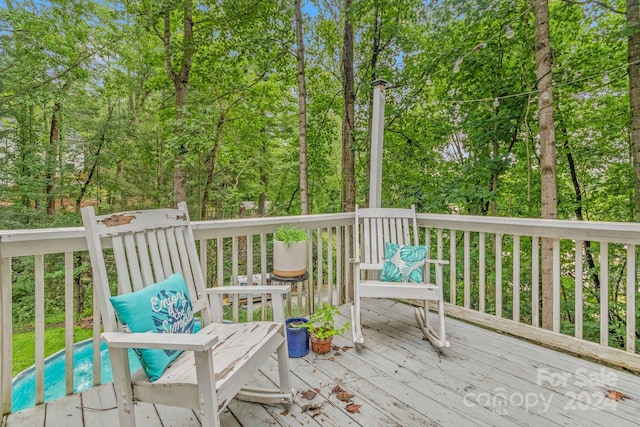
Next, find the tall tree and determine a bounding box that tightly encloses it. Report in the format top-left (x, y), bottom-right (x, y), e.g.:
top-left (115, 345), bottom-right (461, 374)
top-left (341, 0), bottom-right (356, 212)
top-left (295, 0), bottom-right (309, 215)
top-left (150, 0), bottom-right (195, 205)
top-left (535, 0), bottom-right (558, 330)
top-left (627, 0), bottom-right (640, 221)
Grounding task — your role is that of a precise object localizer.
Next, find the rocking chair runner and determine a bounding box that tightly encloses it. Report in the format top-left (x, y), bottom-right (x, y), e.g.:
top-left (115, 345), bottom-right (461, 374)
top-left (350, 205), bottom-right (450, 348)
top-left (82, 203), bottom-right (293, 427)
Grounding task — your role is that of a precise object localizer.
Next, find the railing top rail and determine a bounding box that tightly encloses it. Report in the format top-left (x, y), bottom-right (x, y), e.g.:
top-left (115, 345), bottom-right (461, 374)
top-left (417, 213), bottom-right (640, 244)
top-left (3, 211), bottom-right (640, 256)
top-left (0, 213), bottom-right (355, 257)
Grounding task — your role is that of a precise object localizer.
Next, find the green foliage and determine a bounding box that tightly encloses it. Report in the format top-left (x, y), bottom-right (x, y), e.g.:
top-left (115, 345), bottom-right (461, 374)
top-left (274, 225), bottom-right (308, 246)
top-left (296, 303), bottom-right (349, 339)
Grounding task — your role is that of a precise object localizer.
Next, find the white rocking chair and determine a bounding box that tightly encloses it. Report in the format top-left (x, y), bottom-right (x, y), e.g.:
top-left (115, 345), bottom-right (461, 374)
top-left (82, 202), bottom-right (293, 427)
top-left (350, 205), bottom-right (450, 348)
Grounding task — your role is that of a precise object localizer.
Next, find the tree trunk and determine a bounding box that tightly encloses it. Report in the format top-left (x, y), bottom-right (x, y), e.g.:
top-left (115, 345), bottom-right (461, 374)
top-left (259, 138), bottom-right (267, 216)
top-left (76, 105), bottom-right (114, 212)
top-left (201, 113), bottom-right (224, 220)
top-left (162, 1), bottom-right (194, 205)
top-left (295, 0), bottom-right (309, 215)
top-left (341, 0), bottom-right (356, 212)
top-left (627, 0), bottom-right (640, 221)
top-left (535, 0), bottom-right (558, 331)
top-left (46, 101), bottom-right (63, 215)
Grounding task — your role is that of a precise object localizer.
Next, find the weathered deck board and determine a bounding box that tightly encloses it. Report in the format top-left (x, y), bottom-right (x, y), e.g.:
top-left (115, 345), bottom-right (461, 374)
top-left (3, 299), bottom-right (639, 427)
top-left (355, 299), bottom-right (636, 426)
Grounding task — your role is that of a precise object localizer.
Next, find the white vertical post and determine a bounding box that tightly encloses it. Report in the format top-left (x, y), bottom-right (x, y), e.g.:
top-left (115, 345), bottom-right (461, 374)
top-left (369, 79), bottom-right (388, 208)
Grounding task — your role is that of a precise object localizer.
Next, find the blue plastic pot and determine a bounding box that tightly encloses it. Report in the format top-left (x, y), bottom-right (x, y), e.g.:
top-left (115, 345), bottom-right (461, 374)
top-left (286, 317), bottom-right (310, 358)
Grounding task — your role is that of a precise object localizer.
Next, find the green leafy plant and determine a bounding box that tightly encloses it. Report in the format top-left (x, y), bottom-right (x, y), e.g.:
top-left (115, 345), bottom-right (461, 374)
top-left (275, 225), bottom-right (308, 247)
top-left (297, 303), bottom-right (349, 339)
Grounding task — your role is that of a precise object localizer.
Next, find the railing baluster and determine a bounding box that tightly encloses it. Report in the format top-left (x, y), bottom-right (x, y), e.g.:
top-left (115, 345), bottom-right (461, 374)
top-left (246, 234), bottom-right (253, 321)
top-left (64, 252), bottom-right (74, 396)
top-left (231, 236), bottom-right (239, 323)
top-left (532, 236), bottom-right (540, 327)
top-left (1, 256), bottom-right (12, 415)
top-left (308, 230), bottom-right (314, 311)
top-left (261, 234), bottom-right (267, 321)
top-left (345, 225), bottom-right (351, 304)
top-left (336, 226), bottom-right (342, 305)
top-left (495, 234), bottom-right (503, 318)
top-left (575, 240), bottom-right (583, 339)
top-left (35, 255), bottom-right (44, 405)
top-left (425, 228), bottom-right (432, 283)
top-left (199, 238), bottom-right (207, 287)
top-left (93, 299), bottom-right (101, 386)
top-left (600, 241), bottom-right (609, 346)
top-left (479, 232), bottom-right (486, 313)
top-left (627, 244), bottom-right (636, 353)
top-left (449, 229), bottom-right (456, 304)
top-left (317, 228), bottom-right (323, 308)
top-left (216, 237), bottom-right (223, 288)
top-left (513, 235), bottom-right (520, 322)
top-left (464, 231), bottom-right (470, 309)
top-left (328, 227), bottom-right (333, 307)
top-left (553, 238), bottom-right (561, 333)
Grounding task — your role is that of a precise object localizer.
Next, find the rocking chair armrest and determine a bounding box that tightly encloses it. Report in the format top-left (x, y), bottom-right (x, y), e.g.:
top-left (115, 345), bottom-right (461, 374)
top-left (101, 331), bottom-right (218, 352)
top-left (205, 285), bottom-right (291, 295)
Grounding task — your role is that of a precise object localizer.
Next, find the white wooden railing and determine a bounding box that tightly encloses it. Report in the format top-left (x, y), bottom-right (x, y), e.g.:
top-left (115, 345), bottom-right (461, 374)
top-left (417, 214), bottom-right (640, 372)
top-left (1, 211), bottom-right (639, 415)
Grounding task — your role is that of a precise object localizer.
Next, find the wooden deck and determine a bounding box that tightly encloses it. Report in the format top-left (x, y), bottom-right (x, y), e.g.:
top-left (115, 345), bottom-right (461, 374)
top-left (4, 298), bottom-right (640, 426)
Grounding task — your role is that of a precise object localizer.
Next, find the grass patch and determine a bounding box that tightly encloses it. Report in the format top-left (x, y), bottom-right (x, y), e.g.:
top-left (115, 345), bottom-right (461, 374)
top-left (12, 327), bottom-right (94, 376)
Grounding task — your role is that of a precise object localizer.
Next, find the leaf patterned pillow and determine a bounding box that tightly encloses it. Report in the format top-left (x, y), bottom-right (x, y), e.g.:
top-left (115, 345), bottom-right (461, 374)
top-left (379, 243), bottom-right (428, 283)
top-left (109, 272), bottom-right (195, 381)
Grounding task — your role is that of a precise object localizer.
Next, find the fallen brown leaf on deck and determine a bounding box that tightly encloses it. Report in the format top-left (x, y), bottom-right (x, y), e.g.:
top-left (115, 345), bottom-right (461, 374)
top-left (336, 391), bottom-right (355, 402)
top-left (300, 390), bottom-right (317, 400)
top-left (314, 388), bottom-right (321, 393)
top-left (606, 390), bottom-right (630, 401)
top-left (280, 409), bottom-right (289, 415)
top-left (331, 345), bottom-right (340, 351)
top-left (334, 351), bottom-right (341, 356)
top-left (331, 385), bottom-right (346, 394)
top-left (301, 404), bottom-right (322, 417)
top-left (341, 346), bottom-right (352, 352)
top-left (329, 356), bottom-right (336, 361)
top-left (345, 403), bottom-right (361, 413)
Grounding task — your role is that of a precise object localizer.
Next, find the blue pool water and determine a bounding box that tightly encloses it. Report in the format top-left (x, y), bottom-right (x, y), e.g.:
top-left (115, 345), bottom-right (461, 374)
top-left (11, 340), bottom-right (142, 413)
top-left (12, 322), bottom-right (203, 413)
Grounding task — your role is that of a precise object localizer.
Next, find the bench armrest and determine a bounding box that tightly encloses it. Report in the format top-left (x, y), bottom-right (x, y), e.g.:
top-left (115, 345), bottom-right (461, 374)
top-left (101, 331), bottom-right (218, 352)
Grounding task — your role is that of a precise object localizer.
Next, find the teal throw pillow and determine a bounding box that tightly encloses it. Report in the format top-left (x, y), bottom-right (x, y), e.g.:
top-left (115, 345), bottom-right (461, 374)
top-left (109, 272), bottom-right (195, 382)
top-left (379, 243), bottom-right (428, 283)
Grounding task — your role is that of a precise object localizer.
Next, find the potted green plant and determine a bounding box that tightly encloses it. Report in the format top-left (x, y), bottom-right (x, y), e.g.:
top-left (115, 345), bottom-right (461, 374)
top-left (297, 303), bottom-right (349, 354)
top-left (273, 225), bottom-right (308, 277)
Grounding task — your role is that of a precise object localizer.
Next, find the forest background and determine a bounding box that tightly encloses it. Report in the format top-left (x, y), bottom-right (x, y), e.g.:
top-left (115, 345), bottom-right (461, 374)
top-left (2, 0), bottom-right (636, 226)
top-left (1, 0), bottom-right (640, 365)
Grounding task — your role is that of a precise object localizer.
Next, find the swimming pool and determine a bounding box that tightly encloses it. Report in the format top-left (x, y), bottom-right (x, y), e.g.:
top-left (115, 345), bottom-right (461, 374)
top-left (11, 340), bottom-right (141, 412)
top-left (11, 322), bottom-right (204, 413)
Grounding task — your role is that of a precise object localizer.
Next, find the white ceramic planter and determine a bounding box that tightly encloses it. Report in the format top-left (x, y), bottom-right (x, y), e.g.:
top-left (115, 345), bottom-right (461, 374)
top-left (273, 240), bottom-right (307, 277)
